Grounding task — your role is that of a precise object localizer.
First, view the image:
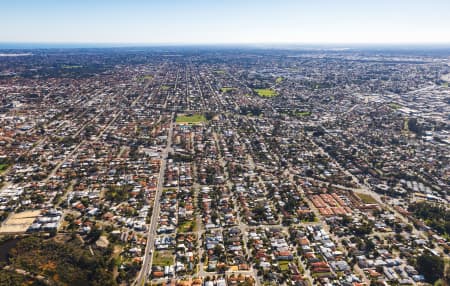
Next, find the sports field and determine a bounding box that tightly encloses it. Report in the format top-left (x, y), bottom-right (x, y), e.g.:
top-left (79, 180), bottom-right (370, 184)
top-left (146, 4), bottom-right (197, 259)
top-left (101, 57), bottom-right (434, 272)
top-left (254, 88), bottom-right (277, 97)
top-left (175, 114), bottom-right (206, 124)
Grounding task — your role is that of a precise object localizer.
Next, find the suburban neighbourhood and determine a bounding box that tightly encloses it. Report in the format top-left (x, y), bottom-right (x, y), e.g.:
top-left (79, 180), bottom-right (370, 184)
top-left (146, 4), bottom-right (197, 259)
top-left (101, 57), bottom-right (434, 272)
top-left (0, 47), bottom-right (449, 285)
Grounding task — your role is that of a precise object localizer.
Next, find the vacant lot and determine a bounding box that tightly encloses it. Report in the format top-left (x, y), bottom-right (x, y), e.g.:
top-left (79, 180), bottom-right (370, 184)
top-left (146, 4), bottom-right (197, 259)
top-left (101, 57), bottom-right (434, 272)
top-left (176, 114), bottom-right (206, 124)
top-left (279, 261), bottom-right (290, 272)
top-left (139, 75), bottom-right (153, 81)
top-left (0, 210), bottom-right (41, 234)
top-left (0, 163), bottom-right (8, 174)
top-left (389, 103), bottom-right (402, 110)
top-left (178, 220), bottom-right (196, 233)
top-left (295, 111), bottom-right (311, 117)
top-left (153, 250), bottom-right (173, 266)
top-left (254, 88), bottom-right (277, 97)
top-left (220, 87), bottom-right (235, 93)
top-left (357, 193), bottom-right (378, 204)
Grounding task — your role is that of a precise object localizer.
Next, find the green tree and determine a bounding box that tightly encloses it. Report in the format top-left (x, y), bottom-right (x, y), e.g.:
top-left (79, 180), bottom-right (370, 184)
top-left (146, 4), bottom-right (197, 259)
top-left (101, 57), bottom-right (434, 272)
top-left (416, 254), bottom-right (444, 284)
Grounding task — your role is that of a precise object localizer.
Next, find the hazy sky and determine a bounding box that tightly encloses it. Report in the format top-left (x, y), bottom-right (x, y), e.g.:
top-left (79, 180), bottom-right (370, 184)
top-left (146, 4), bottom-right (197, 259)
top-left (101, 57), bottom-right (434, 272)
top-left (1, 0), bottom-right (449, 44)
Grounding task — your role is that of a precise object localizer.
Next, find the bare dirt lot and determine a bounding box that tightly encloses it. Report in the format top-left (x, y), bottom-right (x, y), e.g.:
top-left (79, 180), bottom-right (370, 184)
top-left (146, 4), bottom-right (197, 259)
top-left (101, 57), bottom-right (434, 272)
top-left (0, 210), bottom-right (41, 234)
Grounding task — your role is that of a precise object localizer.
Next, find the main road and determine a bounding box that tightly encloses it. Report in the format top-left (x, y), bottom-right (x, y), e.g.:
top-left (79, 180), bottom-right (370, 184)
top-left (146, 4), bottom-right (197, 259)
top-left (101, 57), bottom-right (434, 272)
top-left (135, 113), bottom-right (174, 286)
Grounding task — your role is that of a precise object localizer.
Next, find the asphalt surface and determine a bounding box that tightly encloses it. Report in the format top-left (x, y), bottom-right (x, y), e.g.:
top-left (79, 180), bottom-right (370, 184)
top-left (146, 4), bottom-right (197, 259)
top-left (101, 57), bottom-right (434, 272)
top-left (135, 114), bottom-right (174, 286)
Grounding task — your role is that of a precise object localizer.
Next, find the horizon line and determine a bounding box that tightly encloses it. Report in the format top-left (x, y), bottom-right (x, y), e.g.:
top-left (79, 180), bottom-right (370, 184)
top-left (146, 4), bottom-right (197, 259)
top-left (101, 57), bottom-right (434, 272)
top-left (2, 41), bottom-right (450, 49)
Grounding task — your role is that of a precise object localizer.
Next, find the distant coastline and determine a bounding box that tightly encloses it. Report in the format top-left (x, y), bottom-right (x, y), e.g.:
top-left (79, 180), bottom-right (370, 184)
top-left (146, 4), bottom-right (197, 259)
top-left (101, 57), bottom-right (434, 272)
top-left (1, 42), bottom-right (450, 50)
top-left (0, 53), bottom-right (32, 57)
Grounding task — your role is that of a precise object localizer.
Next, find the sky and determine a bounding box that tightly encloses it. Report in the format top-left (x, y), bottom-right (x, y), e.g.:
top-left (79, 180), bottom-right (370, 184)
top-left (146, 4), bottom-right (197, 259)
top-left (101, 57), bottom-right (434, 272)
top-left (1, 0), bottom-right (450, 45)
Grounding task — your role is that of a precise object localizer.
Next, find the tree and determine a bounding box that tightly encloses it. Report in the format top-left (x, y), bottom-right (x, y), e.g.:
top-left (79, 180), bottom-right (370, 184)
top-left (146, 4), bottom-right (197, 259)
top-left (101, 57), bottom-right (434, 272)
top-left (404, 224), bottom-right (413, 233)
top-left (416, 254), bottom-right (444, 284)
top-left (341, 215), bottom-right (352, 226)
top-left (407, 118), bottom-right (423, 135)
top-left (350, 221), bottom-right (373, 237)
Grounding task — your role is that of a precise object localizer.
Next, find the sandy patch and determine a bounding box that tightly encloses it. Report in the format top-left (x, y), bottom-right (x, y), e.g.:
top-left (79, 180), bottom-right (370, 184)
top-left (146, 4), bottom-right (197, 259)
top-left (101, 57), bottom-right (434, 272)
top-left (0, 210), bottom-right (41, 234)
